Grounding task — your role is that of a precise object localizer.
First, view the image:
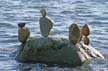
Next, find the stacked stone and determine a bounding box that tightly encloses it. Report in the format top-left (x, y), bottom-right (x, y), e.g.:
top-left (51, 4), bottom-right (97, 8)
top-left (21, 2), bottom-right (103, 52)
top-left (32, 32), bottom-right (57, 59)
top-left (18, 23), bottom-right (30, 44)
top-left (81, 24), bottom-right (90, 45)
top-left (39, 8), bottom-right (53, 37)
top-left (69, 23), bottom-right (81, 45)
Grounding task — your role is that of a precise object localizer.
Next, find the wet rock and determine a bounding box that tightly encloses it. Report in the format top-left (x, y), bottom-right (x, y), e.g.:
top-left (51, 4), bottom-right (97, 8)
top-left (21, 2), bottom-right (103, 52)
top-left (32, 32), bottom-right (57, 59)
top-left (82, 44), bottom-right (104, 59)
top-left (16, 36), bottom-right (104, 67)
top-left (39, 9), bottom-right (53, 37)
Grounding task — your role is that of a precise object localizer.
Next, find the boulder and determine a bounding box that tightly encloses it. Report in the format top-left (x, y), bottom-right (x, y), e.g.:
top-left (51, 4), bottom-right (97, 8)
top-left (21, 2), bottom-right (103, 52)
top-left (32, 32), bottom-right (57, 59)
top-left (16, 36), bottom-right (104, 67)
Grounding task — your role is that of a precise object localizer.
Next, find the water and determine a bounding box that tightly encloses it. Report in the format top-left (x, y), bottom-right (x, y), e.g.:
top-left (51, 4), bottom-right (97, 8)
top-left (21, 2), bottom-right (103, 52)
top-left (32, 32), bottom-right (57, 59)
top-left (0, 0), bottom-right (108, 71)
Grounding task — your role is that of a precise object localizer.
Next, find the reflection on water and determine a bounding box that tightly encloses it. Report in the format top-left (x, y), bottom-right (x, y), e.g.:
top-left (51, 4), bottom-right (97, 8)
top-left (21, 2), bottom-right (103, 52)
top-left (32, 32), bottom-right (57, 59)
top-left (0, 0), bottom-right (108, 71)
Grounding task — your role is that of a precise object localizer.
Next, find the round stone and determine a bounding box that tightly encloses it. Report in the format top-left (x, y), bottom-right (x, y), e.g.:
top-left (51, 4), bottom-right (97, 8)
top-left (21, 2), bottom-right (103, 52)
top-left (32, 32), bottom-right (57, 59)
top-left (84, 36), bottom-right (90, 45)
top-left (81, 24), bottom-right (90, 36)
top-left (69, 23), bottom-right (81, 45)
top-left (18, 23), bottom-right (26, 28)
top-left (18, 27), bottom-right (30, 44)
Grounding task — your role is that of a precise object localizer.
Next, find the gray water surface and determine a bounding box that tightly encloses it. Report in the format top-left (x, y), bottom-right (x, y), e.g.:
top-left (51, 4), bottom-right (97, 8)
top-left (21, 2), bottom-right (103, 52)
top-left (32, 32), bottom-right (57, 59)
top-left (0, 0), bottom-right (108, 71)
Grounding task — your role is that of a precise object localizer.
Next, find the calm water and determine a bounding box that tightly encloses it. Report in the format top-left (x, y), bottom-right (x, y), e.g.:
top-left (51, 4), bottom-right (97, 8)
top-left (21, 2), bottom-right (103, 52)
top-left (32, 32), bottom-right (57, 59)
top-left (0, 0), bottom-right (108, 71)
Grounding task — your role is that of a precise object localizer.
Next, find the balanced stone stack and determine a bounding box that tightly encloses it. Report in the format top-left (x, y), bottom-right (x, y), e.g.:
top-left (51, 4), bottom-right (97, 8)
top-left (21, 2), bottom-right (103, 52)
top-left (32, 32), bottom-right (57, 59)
top-left (17, 9), bottom-right (104, 67)
top-left (81, 24), bottom-right (90, 45)
top-left (39, 9), bottom-right (53, 37)
top-left (18, 23), bottom-right (30, 44)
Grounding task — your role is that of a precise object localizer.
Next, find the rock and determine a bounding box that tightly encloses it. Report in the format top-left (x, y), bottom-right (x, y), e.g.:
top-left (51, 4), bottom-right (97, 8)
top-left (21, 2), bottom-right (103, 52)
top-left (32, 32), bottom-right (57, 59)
top-left (40, 8), bottom-right (46, 17)
top-left (18, 23), bottom-right (25, 28)
top-left (84, 36), bottom-right (90, 45)
top-left (82, 44), bottom-right (104, 59)
top-left (69, 24), bottom-right (81, 45)
top-left (81, 24), bottom-right (90, 36)
top-left (79, 34), bottom-right (83, 42)
top-left (39, 9), bottom-right (53, 37)
top-left (18, 23), bottom-right (30, 44)
top-left (16, 36), bottom-right (104, 67)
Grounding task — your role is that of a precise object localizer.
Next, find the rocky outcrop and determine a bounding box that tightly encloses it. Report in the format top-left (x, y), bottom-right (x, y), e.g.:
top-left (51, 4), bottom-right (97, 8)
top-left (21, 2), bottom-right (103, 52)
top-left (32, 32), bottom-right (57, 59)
top-left (16, 36), bottom-right (104, 67)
